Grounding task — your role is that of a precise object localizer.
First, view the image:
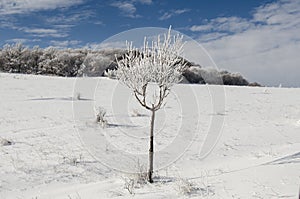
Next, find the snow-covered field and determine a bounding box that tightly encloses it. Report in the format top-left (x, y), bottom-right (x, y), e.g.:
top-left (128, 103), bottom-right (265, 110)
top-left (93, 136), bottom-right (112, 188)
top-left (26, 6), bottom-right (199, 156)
top-left (0, 73), bottom-right (299, 198)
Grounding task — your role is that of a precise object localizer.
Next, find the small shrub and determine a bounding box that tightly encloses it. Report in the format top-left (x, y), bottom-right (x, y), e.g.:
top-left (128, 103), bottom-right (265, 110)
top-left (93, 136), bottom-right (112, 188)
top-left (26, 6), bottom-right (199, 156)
top-left (134, 162), bottom-right (148, 185)
top-left (176, 178), bottom-right (214, 197)
top-left (96, 107), bottom-right (108, 128)
top-left (131, 109), bottom-right (144, 117)
top-left (67, 192), bottom-right (82, 199)
top-left (0, 138), bottom-right (13, 146)
top-left (124, 178), bottom-right (135, 195)
top-left (177, 179), bottom-right (199, 196)
top-left (74, 92), bottom-right (81, 100)
top-left (123, 161), bottom-right (148, 195)
top-left (63, 154), bottom-right (83, 166)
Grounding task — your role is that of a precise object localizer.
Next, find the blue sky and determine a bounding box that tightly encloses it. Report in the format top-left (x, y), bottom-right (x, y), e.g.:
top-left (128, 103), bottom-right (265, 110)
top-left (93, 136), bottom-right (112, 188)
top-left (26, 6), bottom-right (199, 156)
top-left (0, 0), bottom-right (300, 87)
top-left (0, 0), bottom-right (273, 47)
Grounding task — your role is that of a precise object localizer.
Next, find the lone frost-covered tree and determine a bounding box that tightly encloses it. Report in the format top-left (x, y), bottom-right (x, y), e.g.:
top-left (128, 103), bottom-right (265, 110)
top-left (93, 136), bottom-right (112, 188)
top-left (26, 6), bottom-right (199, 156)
top-left (116, 27), bottom-right (186, 183)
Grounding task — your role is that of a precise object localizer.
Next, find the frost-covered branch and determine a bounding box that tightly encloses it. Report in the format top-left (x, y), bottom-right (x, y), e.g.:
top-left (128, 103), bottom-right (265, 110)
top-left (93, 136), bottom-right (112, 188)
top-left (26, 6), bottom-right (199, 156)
top-left (116, 27), bottom-right (187, 111)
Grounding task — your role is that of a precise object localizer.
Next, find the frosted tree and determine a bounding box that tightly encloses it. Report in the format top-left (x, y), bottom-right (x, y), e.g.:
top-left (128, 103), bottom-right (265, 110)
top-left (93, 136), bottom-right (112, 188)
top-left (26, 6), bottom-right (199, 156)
top-left (1, 43), bottom-right (28, 73)
top-left (115, 27), bottom-right (186, 183)
top-left (38, 47), bottom-right (58, 74)
top-left (81, 53), bottom-right (112, 76)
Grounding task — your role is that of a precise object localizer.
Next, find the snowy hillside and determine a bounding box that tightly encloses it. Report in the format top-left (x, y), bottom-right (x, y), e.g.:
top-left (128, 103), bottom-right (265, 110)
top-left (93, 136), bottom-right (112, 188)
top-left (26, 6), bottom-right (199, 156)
top-left (0, 73), bottom-right (299, 198)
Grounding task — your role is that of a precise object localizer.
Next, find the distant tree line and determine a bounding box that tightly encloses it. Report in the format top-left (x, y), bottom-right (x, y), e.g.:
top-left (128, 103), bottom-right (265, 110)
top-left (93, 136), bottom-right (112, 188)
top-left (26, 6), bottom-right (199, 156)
top-left (0, 43), bottom-right (260, 86)
top-left (0, 43), bottom-right (124, 77)
top-left (182, 66), bottom-right (256, 86)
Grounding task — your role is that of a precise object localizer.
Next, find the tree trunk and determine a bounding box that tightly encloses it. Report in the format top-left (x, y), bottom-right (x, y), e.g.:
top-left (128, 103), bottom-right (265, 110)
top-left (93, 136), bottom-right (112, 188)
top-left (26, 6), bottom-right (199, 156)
top-left (148, 108), bottom-right (155, 183)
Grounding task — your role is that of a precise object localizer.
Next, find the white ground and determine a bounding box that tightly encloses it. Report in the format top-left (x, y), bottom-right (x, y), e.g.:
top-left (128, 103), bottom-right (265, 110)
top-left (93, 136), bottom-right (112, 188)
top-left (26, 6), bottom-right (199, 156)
top-left (0, 73), bottom-right (299, 199)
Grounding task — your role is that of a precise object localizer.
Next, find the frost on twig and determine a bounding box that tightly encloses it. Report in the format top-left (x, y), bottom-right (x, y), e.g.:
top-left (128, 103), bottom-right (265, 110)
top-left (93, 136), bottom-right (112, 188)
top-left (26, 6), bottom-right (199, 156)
top-left (115, 26), bottom-right (187, 112)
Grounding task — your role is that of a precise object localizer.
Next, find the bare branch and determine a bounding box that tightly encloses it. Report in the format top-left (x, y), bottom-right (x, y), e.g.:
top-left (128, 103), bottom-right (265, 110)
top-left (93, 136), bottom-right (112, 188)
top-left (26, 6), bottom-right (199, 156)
top-left (134, 91), bottom-right (151, 110)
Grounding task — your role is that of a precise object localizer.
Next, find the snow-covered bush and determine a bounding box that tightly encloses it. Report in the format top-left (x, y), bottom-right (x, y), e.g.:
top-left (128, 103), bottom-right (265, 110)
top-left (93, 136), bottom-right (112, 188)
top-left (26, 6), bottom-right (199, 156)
top-left (38, 48), bottom-right (85, 76)
top-left (26, 46), bottom-right (43, 74)
top-left (0, 49), bottom-right (3, 71)
top-left (183, 66), bottom-right (222, 84)
top-left (0, 43), bottom-right (28, 73)
top-left (183, 66), bottom-right (205, 83)
top-left (200, 68), bottom-right (223, 84)
top-left (37, 47), bottom-right (58, 75)
top-left (103, 69), bottom-right (117, 79)
top-left (55, 51), bottom-right (80, 76)
top-left (81, 53), bottom-right (113, 77)
top-left (248, 82), bottom-right (261, 87)
top-left (0, 43), bottom-right (83, 75)
top-left (183, 66), bottom-right (250, 85)
top-left (221, 70), bottom-right (249, 86)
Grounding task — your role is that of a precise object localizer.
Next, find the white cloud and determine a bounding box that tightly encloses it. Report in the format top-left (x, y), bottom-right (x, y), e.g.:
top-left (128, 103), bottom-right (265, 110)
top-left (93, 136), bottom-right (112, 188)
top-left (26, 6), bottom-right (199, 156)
top-left (0, 0), bottom-right (84, 15)
top-left (110, 0), bottom-right (152, 18)
top-left (0, 18), bottom-right (72, 38)
top-left (159, 8), bottom-right (190, 20)
top-left (196, 32), bottom-right (228, 42)
top-left (46, 11), bottom-right (95, 25)
top-left (0, 1), bottom-right (91, 40)
top-left (190, 24), bottom-right (213, 32)
top-left (133, 0), bottom-right (152, 5)
top-left (191, 0), bottom-right (300, 87)
top-left (52, 24), bottom-right (75, 29)
top-left (111, 1), bottom-right (139, 18)
top-left (22, 28), bottom-right (68, 38)
top-left (5, 38), bottom-right (41, 44)
top-left (94, 21), bottom-right (104, 25)
top-left (84, 41), bottom-right (127, 50)
top-left (0, 17), bottom-right (18, 29)
top-left (6, 38), bottom-right (28, 43)
top-left (190, 17), bottom-right (254, 33)
top-left (50, 40), bottom-right (81, 48)
top-left (25, 28), bottom-right (57, 34)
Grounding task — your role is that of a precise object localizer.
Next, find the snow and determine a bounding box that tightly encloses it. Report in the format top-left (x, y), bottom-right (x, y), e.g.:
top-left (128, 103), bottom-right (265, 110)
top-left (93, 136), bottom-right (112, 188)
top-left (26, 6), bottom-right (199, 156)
top-left (0, 72), bottom-right (299, 198)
